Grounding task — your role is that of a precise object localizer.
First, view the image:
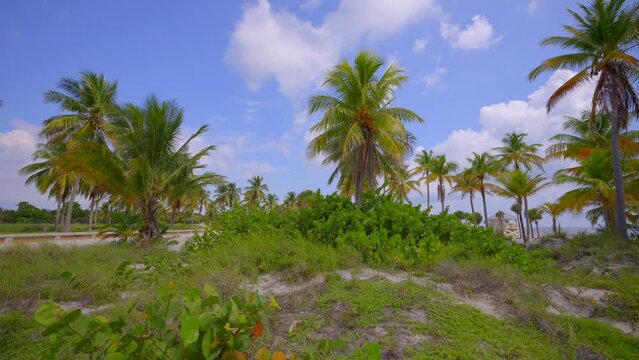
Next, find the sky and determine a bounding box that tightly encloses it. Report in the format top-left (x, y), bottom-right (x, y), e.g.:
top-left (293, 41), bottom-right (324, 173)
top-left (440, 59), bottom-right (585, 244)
top-left (0, 0), bottom-right (605, 228)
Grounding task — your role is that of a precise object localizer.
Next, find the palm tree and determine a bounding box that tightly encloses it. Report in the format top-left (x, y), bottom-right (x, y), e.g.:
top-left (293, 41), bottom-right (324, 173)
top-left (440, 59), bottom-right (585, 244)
top-left (60, 96), bottom-right (213, 246)
top-left (529, 0), bottom-right (639, 238)
top-left (528, 208), bottom-right (543, 238)
top-left (495, 210), bottom-right (506, 234)
top-left (450, 169), bottom-right (481, 225)
top-left (40, 72), bottom-right (118, 232)
top-left (265, 194), bottom-right (279, 211)
top-left (19, 142), bottom-right (74, 231)
top-left (307, 51), bottom-right (423, 205)
top-left (167, 171), bottom-right (223, 225)
top-left (214, 183), bottom-right (242, 210)
top-left (283, 192), bottom-right (297, 207)
top-left (492, 169), bottom-right (549, 243)
top-left (383, 165), bottom-right (421, 203)
top-left (554, 148), bottom-right (639, 231)
top-left (538, 202), bottom-right (564, 235)
top-left (244, 176), bottom-right (269, 207)
top-left (493, 132), bottom-right (544, 171)
top-left (510, 202), bottom-right (525, 241)
top-left (414, 149), bottom-right (435, 209)
top-left (468, 152), bottom-right (497, 227)
top-left (427, 155), bottom-right (458, 212)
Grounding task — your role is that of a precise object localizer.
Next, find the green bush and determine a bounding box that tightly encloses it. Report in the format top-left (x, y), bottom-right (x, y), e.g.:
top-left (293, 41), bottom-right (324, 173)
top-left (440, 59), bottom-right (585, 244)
top-left (203, 193), bottom-right (551, 272)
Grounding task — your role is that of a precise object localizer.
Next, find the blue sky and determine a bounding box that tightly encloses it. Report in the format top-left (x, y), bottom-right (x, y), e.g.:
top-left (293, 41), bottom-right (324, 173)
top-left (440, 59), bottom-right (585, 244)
top-left (0, 0), bottom-right (600, 227)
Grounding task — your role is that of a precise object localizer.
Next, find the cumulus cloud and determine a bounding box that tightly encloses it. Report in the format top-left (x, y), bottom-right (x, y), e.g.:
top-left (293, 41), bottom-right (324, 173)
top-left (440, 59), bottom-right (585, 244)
top-left (412, 37), bottom-right (428, 53)
top-left (440, 15), bottom-right (501, 50)
top-left (432, 70), bottom-right (594, 165)
top-left (225, 0), bottom-right (443, 98)
top-left (0, 120), bottom-right (51, 209)
top-left (421, 70), bottom-right (595, 224)
top-left (423, 65), bottom-right (447, 89)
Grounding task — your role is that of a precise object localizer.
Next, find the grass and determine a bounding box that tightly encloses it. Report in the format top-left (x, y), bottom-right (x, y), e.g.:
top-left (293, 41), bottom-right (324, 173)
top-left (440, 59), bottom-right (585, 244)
top-left (1, 231), bottom-right (638, 359)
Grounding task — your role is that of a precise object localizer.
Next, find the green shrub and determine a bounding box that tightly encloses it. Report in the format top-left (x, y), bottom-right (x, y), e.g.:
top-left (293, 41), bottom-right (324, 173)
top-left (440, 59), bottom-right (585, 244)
top-left (209, 193), bottom-right (551, 272)
top-left (34, 283), bottom-right (279, 359)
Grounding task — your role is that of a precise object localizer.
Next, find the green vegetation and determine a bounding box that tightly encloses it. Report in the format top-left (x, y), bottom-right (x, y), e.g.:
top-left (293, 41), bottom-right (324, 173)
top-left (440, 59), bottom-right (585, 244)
top-left (3, 1), bottom-right (639, 359)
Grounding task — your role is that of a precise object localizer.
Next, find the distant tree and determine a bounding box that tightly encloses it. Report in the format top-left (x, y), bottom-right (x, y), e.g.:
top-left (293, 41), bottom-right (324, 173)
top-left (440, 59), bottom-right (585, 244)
top-left (493, 132), bottom-right (544, 171)
top-left (414, 149), bottom-right (435, 208)
top-left (427, 155), bottom-right (458, 212)
top-left (244, 176), bottom-right (269, 207)
top-left (538, 202), bottom-right (564, 235)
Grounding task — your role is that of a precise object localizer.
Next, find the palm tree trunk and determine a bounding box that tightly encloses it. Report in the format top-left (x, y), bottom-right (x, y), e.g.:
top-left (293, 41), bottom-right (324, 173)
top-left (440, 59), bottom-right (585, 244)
top-left (610, 114), bottom-right (628, 239)
top-left (88, 197), bottom-right (95, 232)
top-left (480, 183), bottom-right (489, 228)
top-left (141, 200), bottom-right (159, 248)
top-left (439, 179), bottom-right (445, 212)
top-left (523, 196), bottom-right (531, 240)
top-left (64, 176), bottom-right (81, 232)
top-left (518, 209), bottom-right (527, 243)
top-left (469, 194), bottom-right (477, 225)
top-left (552, 216), bottom-right (557, 235)
top-left (426, 171), bottom-right (430, 209)
top-left (535, 221), bottom-right (540, 238)
top-left (169, 203), bottom-right (179, 226)
top-left (54, 198), bottom-right (62, 232)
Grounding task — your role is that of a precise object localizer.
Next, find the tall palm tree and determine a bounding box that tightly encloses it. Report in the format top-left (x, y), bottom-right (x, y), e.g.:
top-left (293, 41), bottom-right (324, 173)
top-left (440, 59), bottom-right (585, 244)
top-left (492, 169), bottom-right (549, 243)
top-left (450, 169), bottom-right (481, 225)
top-left (265, 194), bottom-right (279, 211)
top-left (283, 191), bottom-right (297, 208)
top-left (41, 72), bottom-right (118, 232)
top-left (414, 149), bottom-right (435, 209)
top-left (383, 164), bottom-right (421, 203)
top-left (528, 208), bottom-right (543, 238)
top-left (427, 155), bottom-right (458, 212)
top-left (529, 0), bottom-right (639, 238)
top-left (19, 142), bottom-right (73, 231)
top-left (60, 96), bottom-right (213, 246)
top-left (554, 148), bottom-right (639, 231)
top-left (493, 132), bottom-right (544, 171)
top-left (510, 202), bottom-right (526, 242)
top-left (495, 210), bottom-right (506, 234)
top-left (307, 51), bottom-right (423, 205)
top-left (244, 176), bottom-right (269, 207)
top-left (468, 152), bottom-right (498, 227)
top-left (538, 202), bottom-right (565, 235)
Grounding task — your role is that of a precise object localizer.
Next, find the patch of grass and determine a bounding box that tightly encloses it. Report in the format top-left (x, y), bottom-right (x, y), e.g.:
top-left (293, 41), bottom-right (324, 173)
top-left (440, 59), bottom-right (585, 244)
top-left (0, 244), bottom-right (173, 306)
top-left (0, 311), bottom-right (49, 360)
top-left (0, 222), bottom-right (200, 233)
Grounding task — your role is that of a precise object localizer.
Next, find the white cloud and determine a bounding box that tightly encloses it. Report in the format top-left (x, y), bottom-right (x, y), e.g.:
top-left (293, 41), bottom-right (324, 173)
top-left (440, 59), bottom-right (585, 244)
top-left (412, 37), bottom-right (428, 53)
top-left (0, 120), bottom-right (53, 209)
top-left (440, 15), bottom-right (501, 50)
top-left (225, 0), bottom-right (443, 98)
top-left (423, 65), bottom-right (447, 89)
top-left (424, 70), bottom-right (595, 224)
top-left (528, 0), bottom-right (539, 14)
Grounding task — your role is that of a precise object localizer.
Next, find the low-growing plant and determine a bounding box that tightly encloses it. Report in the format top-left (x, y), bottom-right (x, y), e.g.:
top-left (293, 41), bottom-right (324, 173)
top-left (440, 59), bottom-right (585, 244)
top-left (185, 227), bottom-right (221, 252)
top-left (34, 282), bottom-right (280, 359)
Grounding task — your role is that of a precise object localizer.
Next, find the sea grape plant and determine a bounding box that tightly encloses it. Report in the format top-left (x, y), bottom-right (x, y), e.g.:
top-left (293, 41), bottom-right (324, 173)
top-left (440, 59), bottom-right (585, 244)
top-left (34, 282), bottom-right (279, 359)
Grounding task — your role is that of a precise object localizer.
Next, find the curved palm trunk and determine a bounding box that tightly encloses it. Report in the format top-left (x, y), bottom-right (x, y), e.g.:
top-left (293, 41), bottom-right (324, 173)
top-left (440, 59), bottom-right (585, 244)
top-left (438, 178), bottom-right (445, 212)
top-left (552, 216), bottom-right (557, 235)
top-left (64, 176), bottom-right (81, 232)
top-left (523, 196), bottom-right (531, 241)
top-left (480, 182), bottom-right (489, 228)
top-left (425, 171), bottom-right (430, 209)
top-left (469, 193), bottom-right (477, 225)
top-left (610, 114), bottom-right (628, 239)
top-left (535, 221), bottom-right (540, 238)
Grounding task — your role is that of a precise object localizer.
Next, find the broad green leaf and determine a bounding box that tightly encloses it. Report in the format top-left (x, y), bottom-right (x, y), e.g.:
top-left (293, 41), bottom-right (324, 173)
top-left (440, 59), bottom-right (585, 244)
top-left (180, 315), bottom-right (200, 345)
top-left (201, 329), bottom-right (212, 358)
top-left (59, 309), bottom-right (81, 325)
top-left (35, 301), bottom-right (62, 326)
top-left (105, 353), bottom-right (127, 360)
top-left (203, 283), bottom-right (218, 297)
